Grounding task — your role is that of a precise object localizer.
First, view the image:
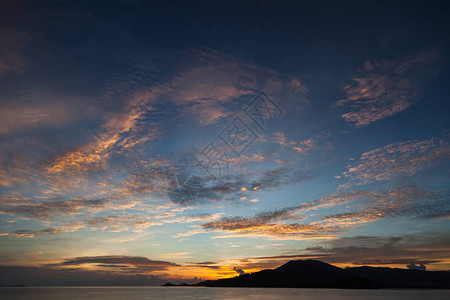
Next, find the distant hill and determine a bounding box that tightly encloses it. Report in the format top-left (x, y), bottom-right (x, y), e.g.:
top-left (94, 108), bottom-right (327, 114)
top-left (162, 260), bottom-right (450, 289)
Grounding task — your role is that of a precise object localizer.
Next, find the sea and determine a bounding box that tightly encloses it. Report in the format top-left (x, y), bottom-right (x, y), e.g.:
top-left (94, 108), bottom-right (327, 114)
top-left (0, 287), bottom-right (449, 300)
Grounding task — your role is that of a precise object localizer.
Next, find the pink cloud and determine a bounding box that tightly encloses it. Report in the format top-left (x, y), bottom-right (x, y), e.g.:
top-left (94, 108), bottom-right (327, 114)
top-left (340, 136), bottom-right (449, 188)
top-left (334, 49), bottom-right (440, 127)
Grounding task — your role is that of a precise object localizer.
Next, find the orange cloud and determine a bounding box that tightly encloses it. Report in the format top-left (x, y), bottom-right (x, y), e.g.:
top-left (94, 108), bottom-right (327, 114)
top-left (47, 88), bottom-right (163, 174)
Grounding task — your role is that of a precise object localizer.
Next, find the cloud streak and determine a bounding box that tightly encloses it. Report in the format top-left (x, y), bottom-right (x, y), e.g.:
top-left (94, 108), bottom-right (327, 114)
top-left (341, 136), bottom-right (450, 188)
top-left (86, 215), bottom-right (162, 232)
top-left (0, 228), bottom-right (63, 238)
top-left (50, 255), bottom-right (179, 271)
top-left (0, 196), bottom-right (137, 220)
top-left (303, 233), bottom-right (450, 270)
top-left (322, 185), bottom-right (450, 227)
top-left (46, 88), bottom-right (163, 174)
top-left (0, 28), bottom-right (26, 77)
top-left (191, 191), bottom-right (369, 239)
top-left (193, 186), bottom-right (449, 239)
top-left (334, 49), bottom-right (440, 126)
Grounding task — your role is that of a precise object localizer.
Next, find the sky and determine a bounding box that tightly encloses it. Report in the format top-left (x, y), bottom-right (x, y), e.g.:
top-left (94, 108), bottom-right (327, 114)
top-left (0, 0), bottom-right (449, 286)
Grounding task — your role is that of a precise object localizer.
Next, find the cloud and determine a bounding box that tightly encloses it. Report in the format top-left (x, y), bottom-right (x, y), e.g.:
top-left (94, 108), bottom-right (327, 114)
top-left (0, 196), bottom-right (137, 220)
top-left (322, 185), bottom-right (450, 227)
top-left (274, 132), bottom-right (318, 154)
top-left (0, 28), bottom-right (26, 77)
top-left (230, 254), bottom-right (330, 272)
top-left (302, 233), bottom-right (450, 270)
top-left (203, 190), bottom-right (367, 228)
top-left (234, 166), bottom-right (316, 193)
top-left (46, 87), bottom-right (163, 174)
top-left (0, 163), bottom-right (27, 187)
top-left (188, 261), bottom-right (217, 265)
top-left (39, 254), bottom-right (229, 281)
top-left (0, 253), bottom-right (224, 286)
top-left (50, 256), bottom-right (179, 271)
top-left (334, 49), bottom-right (440, 126)
top-left (233, 266), bottom-right (245, 276)
top-left (222, 234), bottom-right (450, 273)
top-left (0, 193), bottom-right (222, 234)
top-left (86, 215), bottom-right (162, 232)
top-left (0, 93), bottom-right (99, 136)
top-left (35, 49), bottom-right (308, 190)
top-left (208, 224), bottom-right (343, 241)
top-left (0, 47), bottom-right (310, 219)
top-left (407, 262), bottom-right (426, 271)
top-left (168, 60), bottom-right (253, 125)
top-left (0, 265), bottom-right (169, 286)
top-left (187, 191), bottom-right (368, 239)
top-left (0, 228), bottom-right (64, 238)
top-left (188, 185), bottom-right (449, 240)
top-left (243, 254), bottom-right (328, 261)
top-left (164, 213), bottom-right (224, 224)
top-left (128, 154), bottom-right (317, 205)
top-left (340, 137), bottom-right (450, 188)
top-left (169, 49), bottom-right (308, 125)
top-left (351, 259), bottom-right (436, 266)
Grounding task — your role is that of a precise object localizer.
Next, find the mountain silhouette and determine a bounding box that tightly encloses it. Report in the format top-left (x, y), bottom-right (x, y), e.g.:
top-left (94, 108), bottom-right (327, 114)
top-left (163, 260), bottom-right (450, 289)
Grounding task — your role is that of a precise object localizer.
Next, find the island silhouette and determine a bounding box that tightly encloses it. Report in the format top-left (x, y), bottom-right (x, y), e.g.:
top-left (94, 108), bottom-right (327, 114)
top-left (163, 260), bottom-right (450, 289)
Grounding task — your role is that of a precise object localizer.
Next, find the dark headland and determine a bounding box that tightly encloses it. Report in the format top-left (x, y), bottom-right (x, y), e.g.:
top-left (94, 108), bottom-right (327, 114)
top-left (163, 260), bottom-right (450, 289)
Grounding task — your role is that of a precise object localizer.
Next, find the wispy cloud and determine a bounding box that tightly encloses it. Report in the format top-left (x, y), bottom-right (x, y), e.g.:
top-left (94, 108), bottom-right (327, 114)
top-left (322, 185), bottom-right (450, 227)
top-left (242, 254), bottom-right (328, 261)
top-left (334, 49), bottom-right (440, 126)
top-left (0, 28), bottom-right (26, 77)
top-left (168, 56), bottom-right (253, 125)
top-left (203, 190), bottom-right (366, 230)
top-left (46, 88), bottom-right (163, 174)
top-left (125, 156), bottom-right (317, 205)
top-left (164, 213), bottom-right (224, 224)
top-left (303, 232), bottom-right (450, 270)
top-left (173, 191), bottom-right (368, 239)
top-left (49, 255), bottom-right (179, 271)
top-left (171, 49), bottom-right (308, 125)
top-left (0, 228), bottom-right (63, 238)
top-left (353, 259), bottom-right (440, 265)
top-left (274, 131), bottom-right (333, 158)
top-left (340, 136), bottom-right (450, 188)
top-left (183, 185), bottom-right (449, 240)
top-left (0, 265), bottom-right (168, 286)
top-left (86, 215), bottom-right (162, 232)
top-left (0, 162), bottom-right (27, 187)
top-left (0, 196), bottom-right (138, 220)
top-left (1, 49), bottom-right (308, 194)
top-left (44, 254), bottom-right (232, 280)
top-left (0, 93), bottom-right (99, 136)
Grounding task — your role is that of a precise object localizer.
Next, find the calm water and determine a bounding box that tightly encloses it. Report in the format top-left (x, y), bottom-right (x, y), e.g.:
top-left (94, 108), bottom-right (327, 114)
top-left (0, 287), bottom-right (449, 300)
